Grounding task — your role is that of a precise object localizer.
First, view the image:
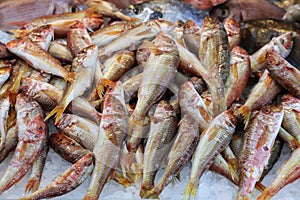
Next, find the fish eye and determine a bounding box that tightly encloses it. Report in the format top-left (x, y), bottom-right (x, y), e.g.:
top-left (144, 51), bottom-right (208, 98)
top-left (69, 5), bottom-right (79, 13)
top-left (217, 7), bottom-right (229, 18)
top-left (132, 6), bottom-right (143, 15)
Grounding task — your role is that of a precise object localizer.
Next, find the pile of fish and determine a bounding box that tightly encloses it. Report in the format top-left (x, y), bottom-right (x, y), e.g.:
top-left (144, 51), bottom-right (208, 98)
top-left (0, 0), bottom-right (299, 199)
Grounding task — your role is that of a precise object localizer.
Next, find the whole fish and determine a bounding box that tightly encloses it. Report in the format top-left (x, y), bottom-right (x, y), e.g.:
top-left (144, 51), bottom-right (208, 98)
top-left (91, 21), bottom-right (134, 48)
top-left (148, 114), bottom-right (199, 198)
top-left (25, 137), bottom-right (49, 193)
top-left (0, 0), bottom-right (87, 31)
top-left (236, 105), bottom-right (284, 200)
top-left (20, 153), bottom-right (94, 200)
top-left (257, 147), bottom-right (300, 200)
top-left (199, 16), bottom-right (230, 117)
top-left (184, 110), bottom-right (236, 200)
top-left (250, 32), bottom-right (295, 73)
top-left (126, 31), bottom-right (179, 152)
top-left (6, 39), bottom-right (75, 82)
top-left (0, 94), bottom-right (47, 195)
top-left (49, 133), bottom-right (91, 163)
top-left (225, 46), bottom-right (250, 108)
top-left (84, 81), bottom-right (128, 200)
top-left (122, 0), bottom-right (209, 25)
top-left (240, 19), bottom-right (300, 66)
top-left (46, 44), bottom-right (98, 124)
top-left (281, 94), bottom-right (300, 143)
top-left (210, 0), bottom-right (285, 22)
top-left (140, 100), bottom-right (177, 198)
top-left (266, 50), bottom-right (300, 98)
top-left (0, 126), bottom-right (17, 163)
top-left (56, 114), bottom-right (99, 151)
top-left (234, 70), bottom-right (282, 126)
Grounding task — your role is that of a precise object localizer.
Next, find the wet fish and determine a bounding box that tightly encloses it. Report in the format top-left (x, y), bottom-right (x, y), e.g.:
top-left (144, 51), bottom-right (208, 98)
top-left (184, 110), bottom-right (236, 200)
top-left (182, 20), bottom-right (201, 56)
top-left (25, 137), bottom-right (49, 193)
top-left (0, 126), bottom-right (17, 163)
top-left (0, 0), bottom-right (87, 31)
top-left (49, 133), bottom-right (91, 163)
top-left (24, 24), bottom-right (54, 51)
top-left (234, 70), bottom-right (282, 126)
top-left (249, 32), bottom-right (295, 73)
top-left (6, 39), bottom-right (75, 82)
top-left (210, 0), bottom-right (285, 22)
top-left (148, 114), bottom-right (199, 198)
top-left (257, 147), bottom-right (300, 200)
top-left (48, 41), bottom-right (73, 63)
top-left (281, 94), bottom-right (300, 144)
top-left (84, 81), bottom-right (128, 200)
top-left (140, 100), bottom-right (178, 198)
top-left (225, 46), bottom-right (250, 108)
top-left (126, 31), bottom-right (179, 152)
top-left (21, 153), bottom-right (94, 200)
top-left (278, 127), bottom-right (300, 150)
top-left (199, 16), bottom-right (230, 117)
top-left (0, 94), bottom-right (47, 195)
top-left (122, 0), bottom-right (208, 25)
top-left (224, 17), bottom-right (241, 49)
top-left (56, 114), bottom-right (99, 151)
top-left (236, 105), bottom-right (284, 200)
top-left (46, 44), bottom-right (98, 124)
top-left (266, 50), bottom-right (300, 98)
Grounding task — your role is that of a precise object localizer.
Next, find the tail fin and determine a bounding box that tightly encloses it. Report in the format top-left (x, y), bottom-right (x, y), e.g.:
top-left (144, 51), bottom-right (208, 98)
top-left (255, 181), bottom-right (266, 193)
top-left (183, 181), bottom-right (198, 200)
top-left (45, 105), bottom-right (66, 125)
top-left (257, 189), bottom-right (272, 200)
top-left (234, 106), bottom-right (251, 128)
top-left (66, 72), bottom-right (76, 83)
top-left (25, 178), bottom-right (40, 194)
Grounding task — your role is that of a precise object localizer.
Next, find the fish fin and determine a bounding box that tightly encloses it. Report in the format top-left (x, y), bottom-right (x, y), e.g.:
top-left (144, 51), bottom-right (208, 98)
top-left (234, 106), bottom-right (251, 128)
top-left (112, 171), bottom-right (133, 187)
top-left (101, 78), bottom-right (116, 88)
top-left (255, 181), bottom-right (266, 193)
top-left (66, 72), bottom-right (76, 83)
top-left (45, 105), bottom-right (66, 124)
top-left (96, 84), bottom-right (105, 100)
top-left (183, 181), bottom-right (198, 200)
top-left (257, 189), bottom-right (272, 200)
top-left (170, 173), bottom-right (181, 186)
top-left (24, 178), bottom-right (40, 193)
top-left (131, 163), bottom-right (143, 183)
top-left (19, 142), bottom-right (27, 159)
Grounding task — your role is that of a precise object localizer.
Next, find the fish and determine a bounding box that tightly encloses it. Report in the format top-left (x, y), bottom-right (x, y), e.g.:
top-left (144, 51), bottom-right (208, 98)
top-left (0, 96), bottom-right (10, 148)
top-left (181, 0), bottom-right (228, 10)
top-left (225, 46), bottom-right (250, 108)
top-left (126, 31), bottom-right (179, 152)
top-left (0, 0), bottom-right (87, 31)
top-left (224, 17), bottom-right (241, 49)
top-left (20, 153), bottom-right (94, 200)
top-left (210, 0), bottom-right (285, 22)
top-left (49, 133), bottom-right (91, 163)
top-left (91, 21), bottom-right (134, 48)
top-left (283, 4), bottom-right (300, 22)
top-left (250, 32), bottom-right (295, 73)
top-left (266, 50), bottom-right (300, 98)
top-left (182, 20), bottom-right (201, 56)
top-left (257, 147), bottom-right (300, 200)
top-left (234, 70), bottom-right (282, 126)
top-left (45, 44), bottom-right (98, 124)
top-left (56, 114), bottom-right (99, 151)
top-left (148, 114), bottom-right (199, 198)
top-left (140, 100), bottom-right (178, 198)
top-left (84, 80), bottom-right (128, 200)
top-left (28, 69), bottom-right (51, 83)
top-left (122, 0), bottom-right (209, 25)
top-left (281, 94), bottom-right (300, 144)
top-left (67, 21), bottom-right (92, 57)
top-left (0, 94), bottom-right (47, 195)
top-left (6, 39), bottom-right (75, 82)
top-left (179, 80), bottom-right (211, 131)
top-left (0, 126), bottom-right (17, 163)
top-left (48, 41), bottom-right (73, 63)
top-left (239, 19), bottom-right (300, 67)
top-left (278, 127), bottom-right (300, 150)
top-left (199, 16), bottom-right (230, 117)
top-left (236, 105), bottom-right (284, 200)
top-left (25, 137), bottom-right (49, 193)
top-left (184, 110), bottom-right (236, 200)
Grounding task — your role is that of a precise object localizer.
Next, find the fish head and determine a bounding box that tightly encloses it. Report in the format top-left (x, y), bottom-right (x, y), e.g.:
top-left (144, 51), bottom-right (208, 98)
top-left (25, 114), bottom-right (47, 142)
top-left (260, 105), bottom-right (284, 122)
top-left (210, 3), bottom-right (233, 22)
top-left (122, 3), bottom-right (163, 22)
top-left (54, 0), bottom-right (88, 15)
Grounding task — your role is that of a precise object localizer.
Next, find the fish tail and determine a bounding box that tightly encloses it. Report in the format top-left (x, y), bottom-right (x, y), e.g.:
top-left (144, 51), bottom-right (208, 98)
top-left (45, 105), bottom-right (66, 124)
top-left (101, 78), bottom-right (116, 88)
top-left (140, 184), bottom-right (154, 199)
top-left (66, 72), bottom-right (76, 83)
top-left (112, 172), bottom-right (133, 187)
top-left (255, 181), bottom-right (266, 193)
top-left (257, 189), bottom-right (272, 200)
top-left (82, 194), bottom-right (98, 200)
top-left (234, 106), bottom-right (251, 128)
top-left (183, 181), bottom-right (198, 200)
top-left (25, 178), bottom-right (40, 193)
